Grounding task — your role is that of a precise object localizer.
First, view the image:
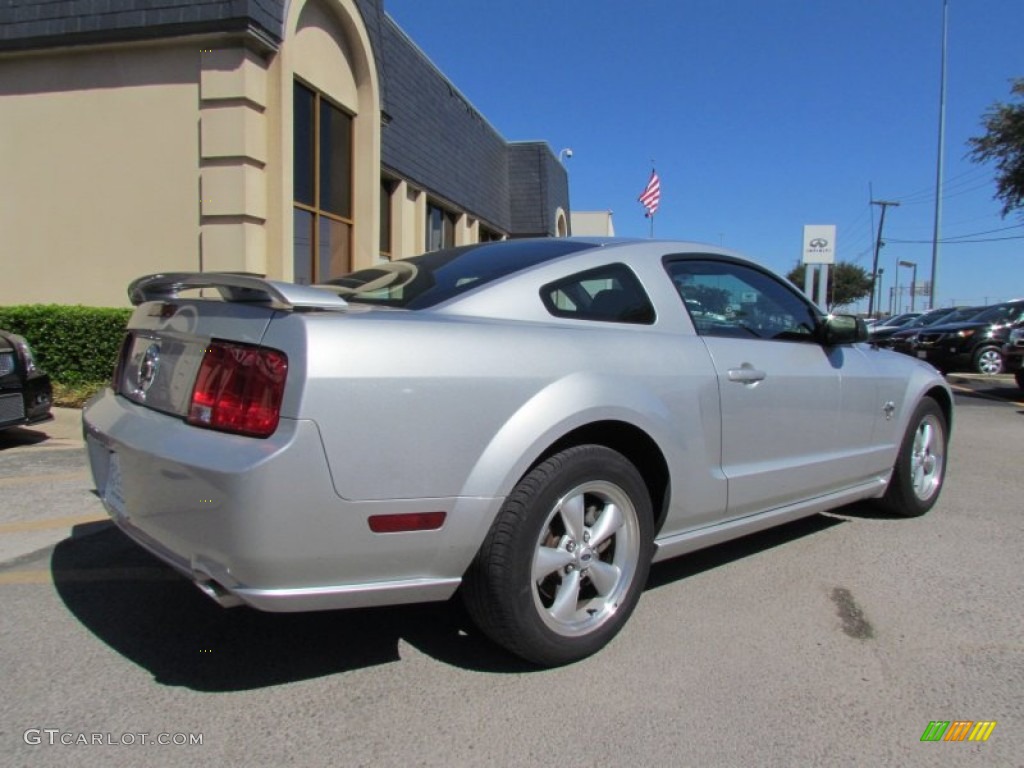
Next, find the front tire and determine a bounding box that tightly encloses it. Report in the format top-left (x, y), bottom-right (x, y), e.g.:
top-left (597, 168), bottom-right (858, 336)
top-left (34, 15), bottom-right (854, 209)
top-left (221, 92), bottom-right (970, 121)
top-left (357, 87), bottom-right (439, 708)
top-left (879, 397), bottom-right (948, 517)
top-left (973, 345), bottom-right (1003, 375)
top-left (462, 445), bottom-right (654, 666)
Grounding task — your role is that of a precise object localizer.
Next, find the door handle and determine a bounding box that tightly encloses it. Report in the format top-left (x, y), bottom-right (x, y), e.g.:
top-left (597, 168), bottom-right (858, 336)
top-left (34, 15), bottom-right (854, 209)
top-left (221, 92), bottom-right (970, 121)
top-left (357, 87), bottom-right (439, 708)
top-left (727, 365), bottom-right (767, 384)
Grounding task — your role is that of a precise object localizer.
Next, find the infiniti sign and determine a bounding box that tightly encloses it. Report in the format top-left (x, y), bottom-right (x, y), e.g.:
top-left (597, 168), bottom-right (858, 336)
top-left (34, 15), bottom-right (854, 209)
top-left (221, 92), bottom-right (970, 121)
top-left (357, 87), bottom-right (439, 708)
top-left (802, 225), bottom-right (836, 265)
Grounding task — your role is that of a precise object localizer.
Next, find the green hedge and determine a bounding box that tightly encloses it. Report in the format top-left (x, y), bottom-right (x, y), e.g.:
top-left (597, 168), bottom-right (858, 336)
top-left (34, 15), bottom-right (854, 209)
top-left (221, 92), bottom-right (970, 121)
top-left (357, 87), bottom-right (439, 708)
top-left (0, 305), bottom-right (132, 385)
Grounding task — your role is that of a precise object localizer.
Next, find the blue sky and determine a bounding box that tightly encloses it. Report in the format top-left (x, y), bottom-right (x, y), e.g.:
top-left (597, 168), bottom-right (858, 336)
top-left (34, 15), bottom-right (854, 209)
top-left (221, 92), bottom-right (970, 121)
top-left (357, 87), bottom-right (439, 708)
top-left (385, 0), bottom-right (1023, 312)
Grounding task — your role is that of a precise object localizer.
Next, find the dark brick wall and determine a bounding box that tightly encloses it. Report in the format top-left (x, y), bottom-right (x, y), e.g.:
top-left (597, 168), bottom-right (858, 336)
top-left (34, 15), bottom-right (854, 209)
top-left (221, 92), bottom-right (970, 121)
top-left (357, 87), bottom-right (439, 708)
top-left (508, 143), bottom-right (570, 236)
top-left (370, 13), bottom-right (511, 232)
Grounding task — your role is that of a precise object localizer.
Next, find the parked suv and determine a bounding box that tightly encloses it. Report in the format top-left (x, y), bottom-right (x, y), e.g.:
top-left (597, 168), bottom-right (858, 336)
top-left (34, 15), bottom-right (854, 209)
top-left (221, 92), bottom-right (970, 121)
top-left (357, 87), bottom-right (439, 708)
top-left (871, 306), bottom-right (967, 348)
top-left (886, 306), bottom-right (987, 356)
top-left (1003, 326), bottom-right (1024, 389)
top-left (913, 299), bottom-right (1024, 374)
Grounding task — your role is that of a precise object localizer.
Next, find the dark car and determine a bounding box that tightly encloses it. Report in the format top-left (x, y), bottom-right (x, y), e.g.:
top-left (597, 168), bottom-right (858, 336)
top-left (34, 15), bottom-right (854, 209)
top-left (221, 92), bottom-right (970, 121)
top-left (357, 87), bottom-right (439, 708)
top-left (870, 306), bottom-right (964, 347)
top-left (1003, 327), bottom-right (1024, 389)
top-left (886, 306), bottom-right (988, 356)
top-left (870, 312), bottom-right (921, 331)
top-left (913, 299), bottom-right (1024, 375)
top-left (0, 330), bottom-right (53, 431)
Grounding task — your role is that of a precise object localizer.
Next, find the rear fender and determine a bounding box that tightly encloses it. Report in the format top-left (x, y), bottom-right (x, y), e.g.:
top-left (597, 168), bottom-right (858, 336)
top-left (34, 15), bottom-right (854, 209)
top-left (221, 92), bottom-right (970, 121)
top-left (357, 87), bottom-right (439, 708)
top-left (458, 372), bottom-right (680, 499)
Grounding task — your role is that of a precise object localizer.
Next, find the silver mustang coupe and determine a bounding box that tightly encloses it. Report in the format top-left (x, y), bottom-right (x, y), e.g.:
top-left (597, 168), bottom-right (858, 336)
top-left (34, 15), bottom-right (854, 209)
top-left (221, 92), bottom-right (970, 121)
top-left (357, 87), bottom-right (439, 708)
top-left (83, 238), bottom-right (951, 666)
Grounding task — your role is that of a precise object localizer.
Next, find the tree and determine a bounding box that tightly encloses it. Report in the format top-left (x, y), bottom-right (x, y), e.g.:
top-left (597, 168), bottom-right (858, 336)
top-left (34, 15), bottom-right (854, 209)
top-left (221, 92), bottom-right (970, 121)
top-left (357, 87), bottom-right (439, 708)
top-left (968, 78), bottom-right (1024, 218)
top-left (786, 262), bottom-right (873, 310)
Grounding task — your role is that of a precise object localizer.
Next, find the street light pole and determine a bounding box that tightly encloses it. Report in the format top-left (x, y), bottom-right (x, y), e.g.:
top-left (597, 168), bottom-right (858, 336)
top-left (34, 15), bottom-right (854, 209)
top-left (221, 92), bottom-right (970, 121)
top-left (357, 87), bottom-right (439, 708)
top-left (899, 260), bottom-right (918, 312)
top-left (869, 200), bottom-right (900, 317)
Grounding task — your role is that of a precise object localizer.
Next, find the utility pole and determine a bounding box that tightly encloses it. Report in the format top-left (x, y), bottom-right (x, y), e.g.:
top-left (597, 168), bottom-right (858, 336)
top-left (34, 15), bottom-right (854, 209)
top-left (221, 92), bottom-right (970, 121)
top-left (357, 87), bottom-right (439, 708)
top-left (869, 200), bottom-right (900, 317)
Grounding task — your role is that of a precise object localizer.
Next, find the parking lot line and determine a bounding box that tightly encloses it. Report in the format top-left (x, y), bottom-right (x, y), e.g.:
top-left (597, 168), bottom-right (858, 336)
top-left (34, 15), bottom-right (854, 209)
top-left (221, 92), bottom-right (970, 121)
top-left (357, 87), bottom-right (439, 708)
top-left (948, 381), bottom-right (1024, 407)
top-left (0, 512), bottom-right (108, 534)
top-left (0, 470), bottom-right (89, 487)
top-left (0, 567), bottom-right (180, 585)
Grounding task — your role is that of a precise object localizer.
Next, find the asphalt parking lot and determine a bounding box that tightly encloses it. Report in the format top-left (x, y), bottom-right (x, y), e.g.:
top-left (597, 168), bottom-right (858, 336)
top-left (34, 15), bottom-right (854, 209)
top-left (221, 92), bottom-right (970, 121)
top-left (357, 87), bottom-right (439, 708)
top-left (2, 377), bottom-right (1022, 767)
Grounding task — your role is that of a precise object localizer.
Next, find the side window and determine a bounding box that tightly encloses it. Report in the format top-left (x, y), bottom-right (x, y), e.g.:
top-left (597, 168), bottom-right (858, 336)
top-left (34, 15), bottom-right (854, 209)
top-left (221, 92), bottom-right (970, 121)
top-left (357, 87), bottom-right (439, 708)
top-left (665, 258), bottom-right (820, 341)
top-left (541, 264), bottom-right (655, 324)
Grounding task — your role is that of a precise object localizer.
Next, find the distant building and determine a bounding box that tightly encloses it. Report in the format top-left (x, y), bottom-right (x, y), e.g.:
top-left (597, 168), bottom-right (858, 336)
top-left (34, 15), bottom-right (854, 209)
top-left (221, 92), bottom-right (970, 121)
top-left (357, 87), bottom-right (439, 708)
top-left (0, 0), bottom-right (570, 306)
top-left (571, 211), bottom-right (615, 237)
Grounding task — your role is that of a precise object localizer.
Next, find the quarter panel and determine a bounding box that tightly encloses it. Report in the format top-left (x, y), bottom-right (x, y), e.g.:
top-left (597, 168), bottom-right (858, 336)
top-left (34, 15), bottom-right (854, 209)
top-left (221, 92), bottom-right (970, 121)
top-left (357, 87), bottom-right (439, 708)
top-left (263, 309), bottom-right (726, 516)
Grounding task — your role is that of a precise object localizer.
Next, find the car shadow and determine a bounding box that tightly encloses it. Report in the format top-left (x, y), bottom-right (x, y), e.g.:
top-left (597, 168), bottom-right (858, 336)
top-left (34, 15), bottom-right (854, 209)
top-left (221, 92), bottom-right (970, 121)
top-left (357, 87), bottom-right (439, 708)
top-left (646, 512), bottom-right (846, 589)
top-left (51, 523), bottom-right (535, 689)
top-left (0, 424), bottom-right (51, 450)
top-left (948, 376), bottom-right (1024, 407)
top-left (53, 512), bottom-right (848, 690)
top-left (823, 499), bottom-right (912, 521)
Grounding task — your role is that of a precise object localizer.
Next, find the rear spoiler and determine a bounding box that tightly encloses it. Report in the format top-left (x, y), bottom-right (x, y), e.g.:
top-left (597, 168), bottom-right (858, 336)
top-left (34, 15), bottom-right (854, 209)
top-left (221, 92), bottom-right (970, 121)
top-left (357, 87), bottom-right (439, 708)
top-left (128, 272), bottom-right (349, 310)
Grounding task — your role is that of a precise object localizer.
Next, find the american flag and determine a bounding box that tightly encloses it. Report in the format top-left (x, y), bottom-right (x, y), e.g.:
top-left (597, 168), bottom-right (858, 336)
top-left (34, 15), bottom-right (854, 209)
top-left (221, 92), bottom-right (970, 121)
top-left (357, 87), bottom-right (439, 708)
top-left (638, 170), bottom-right (660, 217)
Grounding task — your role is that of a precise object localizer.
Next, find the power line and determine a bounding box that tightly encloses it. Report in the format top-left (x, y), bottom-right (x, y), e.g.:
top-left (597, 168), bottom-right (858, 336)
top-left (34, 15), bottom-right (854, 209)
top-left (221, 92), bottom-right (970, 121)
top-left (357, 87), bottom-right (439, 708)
top-left (943, 223), bottom-right (1024, 240)
top-left (884, 234), bottom-right (1019, 243)
top-left (887, 223), bottom-right (1022, 243)
top-left (888, 166), bottom-right (990, 206)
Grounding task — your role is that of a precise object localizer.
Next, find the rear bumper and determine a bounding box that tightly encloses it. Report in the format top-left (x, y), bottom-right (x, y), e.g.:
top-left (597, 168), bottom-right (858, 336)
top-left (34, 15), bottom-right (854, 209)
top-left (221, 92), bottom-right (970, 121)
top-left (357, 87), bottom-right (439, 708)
top-left (82, 390), bottom-right (499, 612)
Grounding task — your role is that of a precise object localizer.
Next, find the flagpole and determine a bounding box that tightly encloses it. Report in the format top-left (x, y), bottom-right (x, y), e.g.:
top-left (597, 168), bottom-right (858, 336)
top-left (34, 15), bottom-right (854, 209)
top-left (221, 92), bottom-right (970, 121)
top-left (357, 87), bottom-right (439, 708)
top-left (649, 159), bottom-right (655, 239)
top-left (638, 166), bottom-right (660, 239)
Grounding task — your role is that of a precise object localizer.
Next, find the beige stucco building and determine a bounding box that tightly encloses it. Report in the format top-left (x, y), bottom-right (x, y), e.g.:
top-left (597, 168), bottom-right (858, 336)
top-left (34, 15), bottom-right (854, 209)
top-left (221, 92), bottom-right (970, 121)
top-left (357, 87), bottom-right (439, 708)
top-left (571, 211), bottom-right (616, 237)
top-left (0, 0), bottom-right (570, 307)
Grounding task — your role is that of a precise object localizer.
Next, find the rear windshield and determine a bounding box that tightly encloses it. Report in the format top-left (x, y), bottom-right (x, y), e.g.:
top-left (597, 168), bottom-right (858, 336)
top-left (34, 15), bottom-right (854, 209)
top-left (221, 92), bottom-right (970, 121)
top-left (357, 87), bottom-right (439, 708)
top-left (321, 240), bottom-right (597, 309)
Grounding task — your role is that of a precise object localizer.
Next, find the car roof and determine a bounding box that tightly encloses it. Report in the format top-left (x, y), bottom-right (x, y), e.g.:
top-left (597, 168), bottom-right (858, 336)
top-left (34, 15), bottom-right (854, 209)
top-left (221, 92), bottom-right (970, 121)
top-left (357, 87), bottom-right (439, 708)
top-left (322, 237), bottom-right (747, 310)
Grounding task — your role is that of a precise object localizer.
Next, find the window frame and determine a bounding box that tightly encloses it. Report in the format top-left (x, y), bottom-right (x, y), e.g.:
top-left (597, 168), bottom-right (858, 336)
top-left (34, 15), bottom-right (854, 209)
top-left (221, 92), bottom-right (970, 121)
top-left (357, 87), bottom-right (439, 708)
top-left (540, 263), bottom-right (656, 325)
top-left (293, 79), bottom-right (355, 283)
top-left (425, 200), bottom-right (457, 252)
top-left (663, 255), bottom-right (824, 342)
top-left (379, 177), bottom-right (396, 260)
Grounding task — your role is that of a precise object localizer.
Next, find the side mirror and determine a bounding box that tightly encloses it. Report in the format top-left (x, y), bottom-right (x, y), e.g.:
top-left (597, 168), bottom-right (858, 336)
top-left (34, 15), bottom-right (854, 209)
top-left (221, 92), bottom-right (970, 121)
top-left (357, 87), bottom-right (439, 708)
top-left (821, 314), bottom-right (869, 346)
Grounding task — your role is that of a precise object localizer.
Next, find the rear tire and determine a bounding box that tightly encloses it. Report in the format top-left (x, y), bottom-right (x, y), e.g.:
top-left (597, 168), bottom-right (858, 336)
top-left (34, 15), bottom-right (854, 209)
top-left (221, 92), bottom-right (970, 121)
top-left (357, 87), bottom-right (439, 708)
top-left (878, 397), bottom-right (948, 517)
top-left (462, 445), bottom-right (653, 666)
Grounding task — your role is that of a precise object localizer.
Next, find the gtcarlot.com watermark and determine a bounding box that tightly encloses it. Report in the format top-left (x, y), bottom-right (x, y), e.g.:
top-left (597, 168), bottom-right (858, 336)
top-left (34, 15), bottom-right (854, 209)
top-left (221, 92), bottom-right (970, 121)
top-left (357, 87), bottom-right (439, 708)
top-left (24, 729), bottom-right (203, 747)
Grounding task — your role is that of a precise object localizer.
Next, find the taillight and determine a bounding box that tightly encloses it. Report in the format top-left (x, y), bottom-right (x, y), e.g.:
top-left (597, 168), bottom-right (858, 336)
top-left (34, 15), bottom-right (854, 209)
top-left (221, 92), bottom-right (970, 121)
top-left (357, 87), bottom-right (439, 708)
top-left (111, 332), bottom-right (132, 391)
top-left (188, 341), bottom-right (288, 438)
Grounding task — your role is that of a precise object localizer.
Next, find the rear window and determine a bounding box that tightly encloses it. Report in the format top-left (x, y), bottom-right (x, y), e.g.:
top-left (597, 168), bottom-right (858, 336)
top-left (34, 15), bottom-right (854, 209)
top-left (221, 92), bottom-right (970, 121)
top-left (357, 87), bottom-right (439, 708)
top-left (541, 264), bottom-right (655, 324)
top-left (321, 240), bottom-right (596, 309)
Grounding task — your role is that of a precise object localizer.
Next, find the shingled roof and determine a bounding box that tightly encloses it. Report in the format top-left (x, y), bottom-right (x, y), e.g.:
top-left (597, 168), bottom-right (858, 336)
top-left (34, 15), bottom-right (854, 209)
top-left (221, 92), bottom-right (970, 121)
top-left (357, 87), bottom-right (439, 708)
top-left (0, 0), bottom-right (284, 51)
